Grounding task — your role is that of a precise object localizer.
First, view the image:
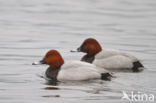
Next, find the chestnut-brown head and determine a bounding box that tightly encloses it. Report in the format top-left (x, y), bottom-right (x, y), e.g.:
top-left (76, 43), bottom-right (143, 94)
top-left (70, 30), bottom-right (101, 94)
top-left (76, 38), bottom-right (102, 56)
top-left (42, 50), bottom-right (64, 68)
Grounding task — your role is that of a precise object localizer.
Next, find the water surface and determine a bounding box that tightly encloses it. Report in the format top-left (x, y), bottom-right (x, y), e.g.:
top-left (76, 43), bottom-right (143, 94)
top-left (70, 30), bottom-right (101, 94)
top-left (0, 0), bottom-right (156, 103)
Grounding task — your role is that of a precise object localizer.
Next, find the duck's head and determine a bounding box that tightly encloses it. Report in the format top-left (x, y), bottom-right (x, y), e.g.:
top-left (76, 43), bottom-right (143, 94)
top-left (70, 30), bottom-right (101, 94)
top-left (32, 50), bottom-right (64, 68)
top-left (71, 38), bottom-right (102, 56)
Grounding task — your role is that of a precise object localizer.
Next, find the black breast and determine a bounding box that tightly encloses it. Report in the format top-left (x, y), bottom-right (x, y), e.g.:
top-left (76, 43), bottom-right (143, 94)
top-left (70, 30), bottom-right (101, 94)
top-left (81, 55), bottom-right (95, 63)
top-left (45, 67), bottom-right (61, 81)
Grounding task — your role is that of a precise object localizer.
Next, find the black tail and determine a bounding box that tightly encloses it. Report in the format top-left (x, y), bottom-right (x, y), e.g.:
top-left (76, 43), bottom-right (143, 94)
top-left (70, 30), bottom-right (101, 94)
top-left (132, 61), bottom-right (144, 72)
top-left (101, 73), bottom-right (112, 81)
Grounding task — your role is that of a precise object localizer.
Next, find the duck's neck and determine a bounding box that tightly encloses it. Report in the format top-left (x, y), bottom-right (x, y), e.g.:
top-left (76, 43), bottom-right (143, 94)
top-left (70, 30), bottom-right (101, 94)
top-left (45, 66), bottom-right (61, 81)
top-left (81, 49), bottom-right (102, 63)
top-left (81, 54), bottom-right (95, 63)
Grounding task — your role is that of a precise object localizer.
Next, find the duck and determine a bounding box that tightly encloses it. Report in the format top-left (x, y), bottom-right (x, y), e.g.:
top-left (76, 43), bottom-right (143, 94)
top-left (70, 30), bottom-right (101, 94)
top-left (32, 49), bottom-right (112, 81)
top-left (71, 38), bottom-right (146, 72)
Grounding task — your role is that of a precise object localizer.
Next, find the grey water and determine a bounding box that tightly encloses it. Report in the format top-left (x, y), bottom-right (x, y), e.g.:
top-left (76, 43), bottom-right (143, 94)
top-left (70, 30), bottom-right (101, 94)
top-left (0, 0), bottom-right (156, 103)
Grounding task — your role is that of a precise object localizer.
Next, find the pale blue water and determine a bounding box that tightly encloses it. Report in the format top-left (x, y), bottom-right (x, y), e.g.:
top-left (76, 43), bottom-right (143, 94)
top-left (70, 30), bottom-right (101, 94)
top-left (0, 0), bottom-right (156, 103)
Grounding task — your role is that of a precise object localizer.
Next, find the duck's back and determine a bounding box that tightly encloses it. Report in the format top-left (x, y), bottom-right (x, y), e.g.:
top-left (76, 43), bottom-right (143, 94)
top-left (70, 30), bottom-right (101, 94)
top-left (63, 61), bottom-right (96, 68)
top-left (95, 49), bottom-right (138, 61)
top-left (93, 55), bottom-right (133, 71)
top-left (57, 61), bottom-right (101, 81)
top-left (94, 49), bottom-right (140, 71)
top-left (94, 49), bottom-right (145, 72)
top-left (95, 49), bottom-right (121, 59)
